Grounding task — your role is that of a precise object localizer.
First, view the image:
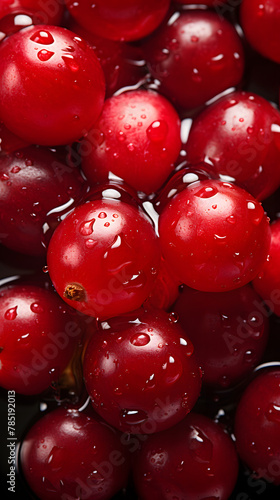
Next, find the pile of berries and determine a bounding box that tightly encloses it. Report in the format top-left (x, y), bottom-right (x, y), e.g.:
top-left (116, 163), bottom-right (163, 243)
top-left (0, 1), bottom-right (280, 499)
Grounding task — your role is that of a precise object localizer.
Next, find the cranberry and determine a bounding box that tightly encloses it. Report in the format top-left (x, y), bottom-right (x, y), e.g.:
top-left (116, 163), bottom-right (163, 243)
top-left (0, 283), bottom-right (82, 395)
top-left (83, 307), bottom-right (202, 434)
top-left (0, 25), bottom-right (105, 146)
top-left (81, 89), bottom-right (181, 195)
top-left (133, 412), bottom-right (239, 500)
top-left (47, 198), bottom-right (161, 319)
top-left (64, 0), bottom-right (171, 42)
top-left (253, 219), bottom-right (280, 317)
top-left (173, 285), bottom-right (269, 389)
top-left (159, 179), bottom-right (271, 292)
top-left (0, 146), bottom-right (87, 256)
top-left (186, 91), bottom-right (280, 200)
top-left (67, 17), bottom-right (147, 98)
top-left (20, 406), bottom-right (130, 500)
top-left (235, 368), bottom-right (280, 485)
top-left (142, 9), bottom-right (244, 111)
top-left (240, 0), bottom-right (280, 63)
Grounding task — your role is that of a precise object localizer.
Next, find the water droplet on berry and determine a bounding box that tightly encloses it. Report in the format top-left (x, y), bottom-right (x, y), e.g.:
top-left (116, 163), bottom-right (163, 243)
top-left (130, 333), bottom-right (150, 346)
top-left (266, 403), bottom-right (280, 423)
top-left (42, 266), bottom-right (49, 273)
top-left (195, 186), bottom-right (218, 198)
top-left (37, 49), bottom-right (54, 61)
top-left (226, 215), bottom-right (236, 224)
top-left (30, 302), bottom-right (44, 314)
top-left (146, 120), bottom-right (168, 142)
top-left (98, 212), bottom-right (107, 219)
top-left (11, 166), bottom-right (21, 174)
top-left (4, 306), bottom-right (17, 320)
top-left (127, 143), bottom-right (135, 152)
top-left (85, 239), bottom-right (97, 249)
top-left (30, 30), bottom-right (54, 45)
top-left (120, 408), bottom-right (148, 426)
top-left (79, 218), bottom-right (95, 236)
top-left (62, 55), bottom-right (79, 72)
top-left (168, 312), bottom-right (178, 323)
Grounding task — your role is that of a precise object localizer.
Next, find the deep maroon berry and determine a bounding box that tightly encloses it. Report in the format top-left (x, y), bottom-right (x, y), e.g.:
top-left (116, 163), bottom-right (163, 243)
top-left (133, 412), bottom-right (239, 500)
top-left (83, 308), bottom-right (202, 434)
top-left (142, 9), bottom-right (244, 111)
top-left (20, 406), bottom-right (130, 500)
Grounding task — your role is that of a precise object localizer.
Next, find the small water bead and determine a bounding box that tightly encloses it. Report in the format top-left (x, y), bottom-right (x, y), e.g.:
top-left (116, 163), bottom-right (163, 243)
top-left (195, 185), bottom-right (218, 198)
top-left (266, 403), bottom-right (280, 424)
top-left (42, 266), bottom-right (49, 273)
top-left (98, 212), bottom-right (107, 219)
top-left (79, 218), bottom-right (95, 236)
top-left (146, 120), bottom-right (168, 142)
top-left (30, 303), bottom-right (44, 314)
top-left (127, 143), bottom-right (135, 152)
top-left (130, 333), bottom-right (151, 346)
top-left (85, 239), bottom-right (97, 249)
top-left (37, 49), bottom-right (54, 62)
top-left (62, 55), bottom-right (79, 72)
top-left (4, 306), bottom-right (18, 320)
top-left (120, 408), bottom-right (148, 426)
top-left (30, 30), bottom-right (55, 45)
top-left (226, 215), bottom-right (236, 224)
top-left (10, 166), bottom-right (21, 174)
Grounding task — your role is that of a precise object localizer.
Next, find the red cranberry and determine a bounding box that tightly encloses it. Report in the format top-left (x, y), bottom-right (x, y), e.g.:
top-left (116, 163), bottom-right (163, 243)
top-left (20, 406), bottom-right (130, 499)
top-left (133, 412), bottom-right (239, 500)
top-left (0, 25), bottom-right (105, 145)
top-left (235, 368), bottom-right (280, 485)
top-left (0, 146), bottom-right (87, 256)
top-left (64, 0), bottom-right (171, 41)
top-left (47, 198), bottom-right (161, 319)
top-left (142, 9), bottom-right (244, 111)
top-left (81, 89), bottom-right (181, 195)
top-left (159, 179), bottom-right (271, 292)
top-left (83, 308), bottom-right (202, 434)
top-left (186, 91), bottom-right (280, 200)
top-left (0, 283), bottom-right (82, 395)
top-left (173, 285), bottom-right (269, 389)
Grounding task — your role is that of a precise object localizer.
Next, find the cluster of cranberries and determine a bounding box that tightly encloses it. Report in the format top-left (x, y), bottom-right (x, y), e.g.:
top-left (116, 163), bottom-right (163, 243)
top-left (1, 1), bottom-right (280, 499)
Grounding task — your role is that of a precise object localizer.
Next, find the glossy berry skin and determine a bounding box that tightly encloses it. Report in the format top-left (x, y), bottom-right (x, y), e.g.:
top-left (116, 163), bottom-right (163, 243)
top-left (253, 219), bottom-right (280, 316)
top-left (0, 25), bottom-right (105, 146)
top-left (47, 199), bottom-right (161, 320)
top-left (186, 91), bottom-right (280, 201)
top-left (235, 369), bottom-right (280, 485)
top-left (173, 285), bottom-right (269, 389)
top-left (0, 0), bottom-right (64, 26)
top-left (0, 146), bottom-right (87, 256)
top-left (65, 0), bottom-right (171, 42)
top-left (158, 179), bottom-right (271, 292)
top-left (0, 121), bottom-right (29, 153)
top-left (81, 90), bottom-right (181, 195)
top-left (133, 412), bottom-right (239, 500)
top-left (0, 284), bottom-right (82, 395)
top-left (241, 0), bottom-right (280, 63)
top-left (142, 10), bottom-right (244, 111)
top-left (83, 308), bottom-right (202, 434)
top-left (20, 406), bottom-right (130, 500)
top-left (67, 18), bottom-right (147, 98)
